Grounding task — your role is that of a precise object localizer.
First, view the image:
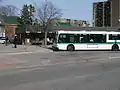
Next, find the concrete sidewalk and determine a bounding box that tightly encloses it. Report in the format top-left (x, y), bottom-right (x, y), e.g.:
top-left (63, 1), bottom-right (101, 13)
top-left (0, 44), bottom-right (53, 54)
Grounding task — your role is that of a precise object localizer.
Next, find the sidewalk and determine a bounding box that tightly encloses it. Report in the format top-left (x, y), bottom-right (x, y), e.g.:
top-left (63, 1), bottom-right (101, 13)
top-left (0, 44), bottom-right (53, 54)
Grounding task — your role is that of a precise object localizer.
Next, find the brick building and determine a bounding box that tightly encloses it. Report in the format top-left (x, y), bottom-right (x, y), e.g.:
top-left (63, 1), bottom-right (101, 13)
top-left (0, 16), bottom-right (18, 37)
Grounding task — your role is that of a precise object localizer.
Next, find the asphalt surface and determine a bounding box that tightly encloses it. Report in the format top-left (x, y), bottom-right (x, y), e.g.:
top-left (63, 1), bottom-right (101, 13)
top-left (0, 50), bottom-right (120, 90)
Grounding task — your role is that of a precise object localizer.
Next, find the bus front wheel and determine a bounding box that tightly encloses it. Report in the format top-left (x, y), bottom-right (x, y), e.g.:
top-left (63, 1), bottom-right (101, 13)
top-left (67, 44), bottom-right (75, 51)
top-left (112, 44), bottom-right (119, 51)
top-left (52, 47), bottom-right (59, 52)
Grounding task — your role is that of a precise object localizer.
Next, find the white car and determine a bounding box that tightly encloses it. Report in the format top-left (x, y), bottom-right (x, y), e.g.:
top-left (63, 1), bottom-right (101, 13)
top-left (0, 40), bottom-right (5, 44)
top-left (0, 37), bottom-right (5, 44)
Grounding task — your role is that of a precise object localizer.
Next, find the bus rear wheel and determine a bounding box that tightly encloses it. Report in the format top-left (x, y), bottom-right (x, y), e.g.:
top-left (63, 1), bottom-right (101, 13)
top-left (112, 44), bottom-right (119, 51)
top-left (67, 44), bottom-right (75, 51)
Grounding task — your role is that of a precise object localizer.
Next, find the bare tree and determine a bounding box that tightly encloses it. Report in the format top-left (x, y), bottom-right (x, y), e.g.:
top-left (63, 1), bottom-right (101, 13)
top-left (35, 1), bottom-right (62, 46)
top-left (0, 5), bottom-right (19, 16)
top-left (6, 5), bottom-right (19, 16)
top-left (0, 6), bottom-right (8, 16)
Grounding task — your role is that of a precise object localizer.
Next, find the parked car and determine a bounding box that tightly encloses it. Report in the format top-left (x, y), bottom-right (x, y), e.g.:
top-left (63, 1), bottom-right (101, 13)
top-left (0, 37), bottom-right (5, 44)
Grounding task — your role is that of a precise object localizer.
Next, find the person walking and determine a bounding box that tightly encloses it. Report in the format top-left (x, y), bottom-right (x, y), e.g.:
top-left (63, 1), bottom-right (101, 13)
top-left (13, 35), bottom-right (17, 48)
top-left (5, 36), bottom-right (8, 46)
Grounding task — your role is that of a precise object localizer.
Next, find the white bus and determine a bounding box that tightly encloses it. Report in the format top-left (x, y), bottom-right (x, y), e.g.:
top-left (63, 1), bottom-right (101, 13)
top-left (52, 30), bottom-right (120, 51)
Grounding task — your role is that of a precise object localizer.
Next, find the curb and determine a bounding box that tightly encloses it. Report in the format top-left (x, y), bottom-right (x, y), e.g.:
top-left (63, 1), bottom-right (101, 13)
top-left (40, 46), bottom-right (53, 50)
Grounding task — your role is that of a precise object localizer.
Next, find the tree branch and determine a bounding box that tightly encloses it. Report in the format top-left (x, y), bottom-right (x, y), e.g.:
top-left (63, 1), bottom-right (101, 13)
top-left (35, 1), bottom-right (62, 31)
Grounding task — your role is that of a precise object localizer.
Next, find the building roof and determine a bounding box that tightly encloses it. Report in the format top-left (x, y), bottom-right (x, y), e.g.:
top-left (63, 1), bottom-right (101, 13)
top-left (56, 22), bottom-right (72, 27)
top-left (0, 15), bottom-right (18, 25)
top-left (4, 16), bottom-right (18, 25)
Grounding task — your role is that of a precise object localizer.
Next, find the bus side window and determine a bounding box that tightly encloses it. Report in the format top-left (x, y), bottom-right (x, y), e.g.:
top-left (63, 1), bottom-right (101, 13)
top-left (80, 34), bottom-right (84, 43)
top-left (90, 38), bottom-right (94, 42)
top-left (69, 34), bottom-right (79, 43)
top-left (89, 34), bottom-right (94, 43)
top-left (79, 37), bottom-right (84, 43)
top-left (80, 34), bottom-right (88, 43)
top-left (74, 34), bottom-right (79, 43)
top-left (69, 34), bottom-right (75, 43)
top-left (118, 34), bottom-right (120, 40)
top-left (90, 34), bottom-right (106, 43)
top-left (109, 34), bottom-right (119, 40)
top-left (58, 34), bottom-right (68, 43)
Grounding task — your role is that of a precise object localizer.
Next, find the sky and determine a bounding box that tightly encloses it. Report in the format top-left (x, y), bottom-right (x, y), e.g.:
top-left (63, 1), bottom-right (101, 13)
top-left (2, 0), bottom-right (105, 25)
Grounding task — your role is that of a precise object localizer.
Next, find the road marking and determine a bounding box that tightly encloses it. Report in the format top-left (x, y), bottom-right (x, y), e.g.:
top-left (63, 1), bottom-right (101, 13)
top-left (109, 56), bottom-right (120, 59)
top-left (41, 60), bottom-right (51, 65)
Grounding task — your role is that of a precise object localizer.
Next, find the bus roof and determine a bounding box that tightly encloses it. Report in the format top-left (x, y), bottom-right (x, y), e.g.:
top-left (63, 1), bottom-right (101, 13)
top-left (57, 30), bottom-right (120, 34)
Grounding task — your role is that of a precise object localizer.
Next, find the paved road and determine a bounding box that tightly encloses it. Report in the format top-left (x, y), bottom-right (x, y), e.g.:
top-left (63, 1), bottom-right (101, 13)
top-left (0, 51), bottom-right (120, 90)
top-left (0, 44), bottom-right (52, 53)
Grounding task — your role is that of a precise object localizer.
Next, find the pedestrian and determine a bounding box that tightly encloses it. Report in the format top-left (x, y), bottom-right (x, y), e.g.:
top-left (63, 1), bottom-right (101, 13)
top-left (13, 35), bottom-right (17, 48)
top-left (5, 36), bottom-right (8, 46)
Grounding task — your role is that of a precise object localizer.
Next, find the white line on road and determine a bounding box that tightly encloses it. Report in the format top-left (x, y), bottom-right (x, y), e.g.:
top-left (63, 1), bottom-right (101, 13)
top-left (109, 56), bottom-right (120, 59)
